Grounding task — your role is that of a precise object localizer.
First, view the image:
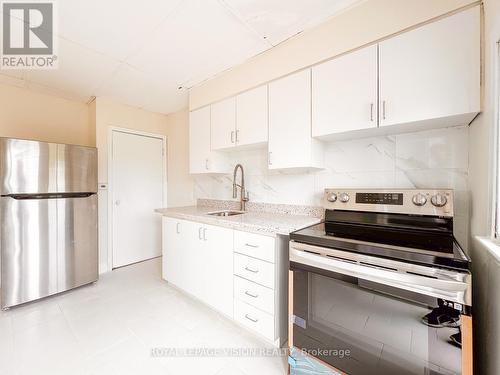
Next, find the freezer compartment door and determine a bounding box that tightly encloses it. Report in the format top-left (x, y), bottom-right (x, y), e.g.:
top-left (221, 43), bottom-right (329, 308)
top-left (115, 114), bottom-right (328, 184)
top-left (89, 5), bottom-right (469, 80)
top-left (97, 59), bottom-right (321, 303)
top-left (57, 143), bottom-right (97, 193)
top-left (1, 196), bottom-right (58, 308)
top-left (0, 138), bottom-right (97, 195)
top-left (57, 194), bottom-right (98, 292)
top-left (0, 138), bottom-right (58, 195)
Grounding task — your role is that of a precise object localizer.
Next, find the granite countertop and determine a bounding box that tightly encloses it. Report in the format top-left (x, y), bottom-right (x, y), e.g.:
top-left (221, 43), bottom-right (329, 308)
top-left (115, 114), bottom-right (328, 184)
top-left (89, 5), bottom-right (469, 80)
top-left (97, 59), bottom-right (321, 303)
top-left (154, 204), bottom-right (322, 237)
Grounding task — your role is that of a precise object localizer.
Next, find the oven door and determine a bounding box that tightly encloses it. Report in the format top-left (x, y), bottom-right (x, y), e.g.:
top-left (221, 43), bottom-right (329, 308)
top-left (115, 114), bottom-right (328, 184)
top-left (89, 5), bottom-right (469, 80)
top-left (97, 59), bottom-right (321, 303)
top-left (289, 242), bottom-right (472, 375)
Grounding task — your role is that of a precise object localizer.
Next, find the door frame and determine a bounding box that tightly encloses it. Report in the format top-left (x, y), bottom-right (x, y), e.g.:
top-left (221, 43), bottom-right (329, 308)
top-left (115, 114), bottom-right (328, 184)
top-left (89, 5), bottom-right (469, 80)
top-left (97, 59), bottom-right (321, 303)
top-left (107, 126), bottom-right (167, 271)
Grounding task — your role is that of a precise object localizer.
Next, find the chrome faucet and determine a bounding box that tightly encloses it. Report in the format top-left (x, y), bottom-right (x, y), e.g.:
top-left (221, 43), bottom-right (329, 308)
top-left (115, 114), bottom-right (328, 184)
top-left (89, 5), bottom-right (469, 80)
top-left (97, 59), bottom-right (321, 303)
top-left (232, 164), bottom-right (249, 211)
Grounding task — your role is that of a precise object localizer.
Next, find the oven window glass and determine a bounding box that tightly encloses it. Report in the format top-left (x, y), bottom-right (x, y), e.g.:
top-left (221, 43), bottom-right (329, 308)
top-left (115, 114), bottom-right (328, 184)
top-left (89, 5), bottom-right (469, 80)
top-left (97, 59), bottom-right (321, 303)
top-left (292, 268), bottom-right (462, 375)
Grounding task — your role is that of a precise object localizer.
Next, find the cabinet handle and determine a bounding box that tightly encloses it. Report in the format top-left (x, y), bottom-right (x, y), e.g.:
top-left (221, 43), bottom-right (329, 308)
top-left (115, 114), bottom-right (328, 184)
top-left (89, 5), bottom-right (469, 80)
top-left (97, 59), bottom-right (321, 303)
top-left (268, 152), bottom-right (272, 166)
top-left (236, 129), bottom-right (239, 143)
top-left (245, 266), bottom-right (259, 274)
top-left (198, 227), bottom-right (203, 240)
top-left (370, 103), bottom-right (374, 122)
top-left (176, 223), bottom-right (180, 234)
top-left (245, 290), bottom-right (259, 298)
top-left (245, 314), bottom-right (259, 323)
top-left (382, 100), bottom-right (386, 120)
top-left (205, 159), bottom-right (209, 170)
top-left (203, 228), bottom-right (207, 241)
top-left (245, 243), bottom-right (259, 248)
top-left (231, 131), bottom-right (235, 144)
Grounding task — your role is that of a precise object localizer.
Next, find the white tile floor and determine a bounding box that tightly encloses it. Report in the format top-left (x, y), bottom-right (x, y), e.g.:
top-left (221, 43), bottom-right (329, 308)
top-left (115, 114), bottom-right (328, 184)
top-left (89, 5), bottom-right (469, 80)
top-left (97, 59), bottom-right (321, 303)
top-left (0, 259), bottom-right (288, 375)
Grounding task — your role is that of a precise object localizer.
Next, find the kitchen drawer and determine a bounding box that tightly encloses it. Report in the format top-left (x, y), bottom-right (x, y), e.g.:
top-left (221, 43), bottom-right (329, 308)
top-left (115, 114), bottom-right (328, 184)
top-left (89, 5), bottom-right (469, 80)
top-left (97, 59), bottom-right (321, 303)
top-left (234, 299), bottom-right (275, 342)
top-left (234, 230), bottom-right (275, 263)
top-left (234, 253), bottom-right (275, 289)
top-left (234, 275), bottom-right (275, 315)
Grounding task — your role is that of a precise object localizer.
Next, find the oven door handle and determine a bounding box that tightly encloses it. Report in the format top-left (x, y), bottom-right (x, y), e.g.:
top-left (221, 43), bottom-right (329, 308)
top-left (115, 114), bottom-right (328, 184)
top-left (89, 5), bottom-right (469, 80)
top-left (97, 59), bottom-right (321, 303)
top-left (290, 247), bottom-right (471, 305)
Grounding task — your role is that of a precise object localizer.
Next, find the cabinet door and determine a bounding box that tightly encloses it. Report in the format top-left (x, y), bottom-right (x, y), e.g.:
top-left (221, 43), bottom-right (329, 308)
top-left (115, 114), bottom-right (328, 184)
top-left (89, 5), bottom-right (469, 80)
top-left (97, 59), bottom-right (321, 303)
top-left (189, 107), bottom-right (211, 173)
top-left (268, 70), bottom-right (316, 169)
top-left (379, 7), bottom-right (480, 127)
top-left (202, 224), bottom-right (234, 318)
top-left (236, 85), bottom-right (268, 147)
top-left (189, 107), bottom-right (230, 174)
top-left (312, 45), bottom-right (378, 137)
top-left (211, 97), bottom-right (236, 151)
top-left (162, 217), bottom-right (182, 286)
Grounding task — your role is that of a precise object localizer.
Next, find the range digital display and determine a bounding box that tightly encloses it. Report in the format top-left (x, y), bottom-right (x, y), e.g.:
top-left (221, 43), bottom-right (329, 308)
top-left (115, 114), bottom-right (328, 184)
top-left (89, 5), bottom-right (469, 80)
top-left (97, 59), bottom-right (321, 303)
top-left (355, 192), bottom-right (403, 205)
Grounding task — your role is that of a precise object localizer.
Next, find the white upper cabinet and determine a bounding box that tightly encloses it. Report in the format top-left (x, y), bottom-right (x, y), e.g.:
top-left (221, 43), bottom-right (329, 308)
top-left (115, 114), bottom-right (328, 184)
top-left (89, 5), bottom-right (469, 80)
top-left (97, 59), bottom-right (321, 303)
top-left (189, 7), bottom-right (480, 168)
top-left (211, 85), bottom-right (268, 151)
top-left (236, 85), bottom-right (268, 148)
top-left (189, 106), bottom-right (229, 174)
top-left (211, 97), bottom-right (237, 151)
top-left (379, 7), bottom-right (480, 128)
top-left (268, 70), bottom-right (323, 170)
top-left (312, 44), bottom-right (378, 139)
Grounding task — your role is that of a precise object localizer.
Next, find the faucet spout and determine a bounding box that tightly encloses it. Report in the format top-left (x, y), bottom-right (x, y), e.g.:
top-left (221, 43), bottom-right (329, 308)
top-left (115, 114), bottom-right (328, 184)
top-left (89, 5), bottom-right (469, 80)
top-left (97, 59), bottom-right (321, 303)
top-left (232, 164), bottom-right (249, 211)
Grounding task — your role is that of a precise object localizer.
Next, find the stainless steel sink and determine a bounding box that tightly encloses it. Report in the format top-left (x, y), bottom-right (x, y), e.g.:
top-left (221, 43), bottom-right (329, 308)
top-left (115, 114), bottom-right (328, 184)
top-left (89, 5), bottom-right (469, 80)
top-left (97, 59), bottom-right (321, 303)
top-left (206, 210), bottom-right (246, 217)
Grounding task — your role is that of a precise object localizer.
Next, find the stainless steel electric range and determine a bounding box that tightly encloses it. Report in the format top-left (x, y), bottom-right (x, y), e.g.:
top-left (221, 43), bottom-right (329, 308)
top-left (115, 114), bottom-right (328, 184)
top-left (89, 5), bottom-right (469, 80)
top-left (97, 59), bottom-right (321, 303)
top-left (288, 189), bottom-right (472, 375)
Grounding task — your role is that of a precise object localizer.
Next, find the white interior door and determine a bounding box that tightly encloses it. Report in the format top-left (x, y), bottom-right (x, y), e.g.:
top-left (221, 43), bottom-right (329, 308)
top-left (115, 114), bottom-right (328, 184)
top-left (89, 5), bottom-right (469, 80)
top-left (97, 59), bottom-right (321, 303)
top-left (112, 130), bottom-right (164, 268)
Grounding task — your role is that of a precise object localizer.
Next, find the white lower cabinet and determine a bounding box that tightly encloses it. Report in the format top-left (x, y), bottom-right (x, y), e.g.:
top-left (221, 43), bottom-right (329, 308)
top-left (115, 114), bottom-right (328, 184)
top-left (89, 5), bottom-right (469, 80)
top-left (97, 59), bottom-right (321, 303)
top-left (233, 230), bottom-right (284, 346)
top-left (201, 223), bottom-right (234, 317)
top-left (234, 275), bottom-right (275, 315)
top-left (234, 253), bottom-right (275, 289)
top-left (162, 217), bottom-right (233, 319)
top-left (162, 219), bottom-right (286, 346)
top-left (162, 217), bottom-right (193, 292)
top-left (234, 299), bottom-right (275, 342)
top-left (234, 230), bottom-right (276, 263)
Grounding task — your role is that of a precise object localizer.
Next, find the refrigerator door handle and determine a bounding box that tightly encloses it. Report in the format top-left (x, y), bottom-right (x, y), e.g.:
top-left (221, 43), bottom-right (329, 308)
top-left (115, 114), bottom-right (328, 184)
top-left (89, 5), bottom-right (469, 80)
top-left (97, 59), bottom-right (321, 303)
top-left (5, 192), bottom-right (95, 200)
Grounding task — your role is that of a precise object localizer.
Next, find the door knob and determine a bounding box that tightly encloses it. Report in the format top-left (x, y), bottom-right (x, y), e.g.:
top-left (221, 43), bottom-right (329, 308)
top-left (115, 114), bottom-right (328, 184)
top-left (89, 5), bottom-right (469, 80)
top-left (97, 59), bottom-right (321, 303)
top-left (115, 200), bottom-right (121, 206)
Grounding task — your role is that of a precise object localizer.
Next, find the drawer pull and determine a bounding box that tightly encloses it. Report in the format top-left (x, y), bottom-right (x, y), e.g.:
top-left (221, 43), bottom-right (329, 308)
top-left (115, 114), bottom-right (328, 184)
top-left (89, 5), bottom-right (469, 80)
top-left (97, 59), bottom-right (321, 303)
top-left (244, 266), bottom-right (259, 274)
top-left (245, 314), bottom-right (259, 323)
top-left (245, 243), bottom-right (259, 248)
top-left (244, 290), bottom-right (259, 298)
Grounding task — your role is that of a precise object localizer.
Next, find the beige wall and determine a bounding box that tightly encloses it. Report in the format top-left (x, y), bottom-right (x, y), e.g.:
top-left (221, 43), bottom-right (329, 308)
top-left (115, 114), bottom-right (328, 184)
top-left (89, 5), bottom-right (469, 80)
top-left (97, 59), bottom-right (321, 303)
top-left (165, 109), bottom-right (195, 208)
top-left (95, 98), bottom-right (193, 272)
top-left (468, 1), bottom-right (500, 374)
top-left (190, 0), bottom-right (478, 109)
top-left (0, 83), bottom-right (93, 146)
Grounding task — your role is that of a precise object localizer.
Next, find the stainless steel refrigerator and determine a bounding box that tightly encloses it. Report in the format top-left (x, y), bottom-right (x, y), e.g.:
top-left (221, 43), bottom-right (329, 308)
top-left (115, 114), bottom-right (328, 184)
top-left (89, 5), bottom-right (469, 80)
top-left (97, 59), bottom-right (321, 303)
top-left (0, 138), bottom-right (98, 309)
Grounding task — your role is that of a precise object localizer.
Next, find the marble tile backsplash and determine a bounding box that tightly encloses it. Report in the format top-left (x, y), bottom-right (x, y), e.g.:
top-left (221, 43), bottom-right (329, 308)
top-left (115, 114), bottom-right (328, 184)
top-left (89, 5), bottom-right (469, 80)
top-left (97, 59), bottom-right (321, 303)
top-left (193, 126), bottom-right (470, 248)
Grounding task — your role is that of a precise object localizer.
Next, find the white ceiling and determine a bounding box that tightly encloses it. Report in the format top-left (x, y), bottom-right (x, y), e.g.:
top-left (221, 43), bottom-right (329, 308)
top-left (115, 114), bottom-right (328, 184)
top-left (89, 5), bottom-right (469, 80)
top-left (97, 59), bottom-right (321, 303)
top-left (0, 0), bottom-right (360, 114)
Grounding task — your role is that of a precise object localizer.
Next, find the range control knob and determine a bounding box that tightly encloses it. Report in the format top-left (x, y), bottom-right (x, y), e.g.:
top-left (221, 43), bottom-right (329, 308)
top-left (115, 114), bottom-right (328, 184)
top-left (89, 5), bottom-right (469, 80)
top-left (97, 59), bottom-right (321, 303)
top-left (339, 192), bottom-right (350, 203)
top-left (431, 193), bottom-right (448, 207)
top-left (326, 192), bottom-right (337, 202)
top-left (412, 193), bottom-right (427, 206)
